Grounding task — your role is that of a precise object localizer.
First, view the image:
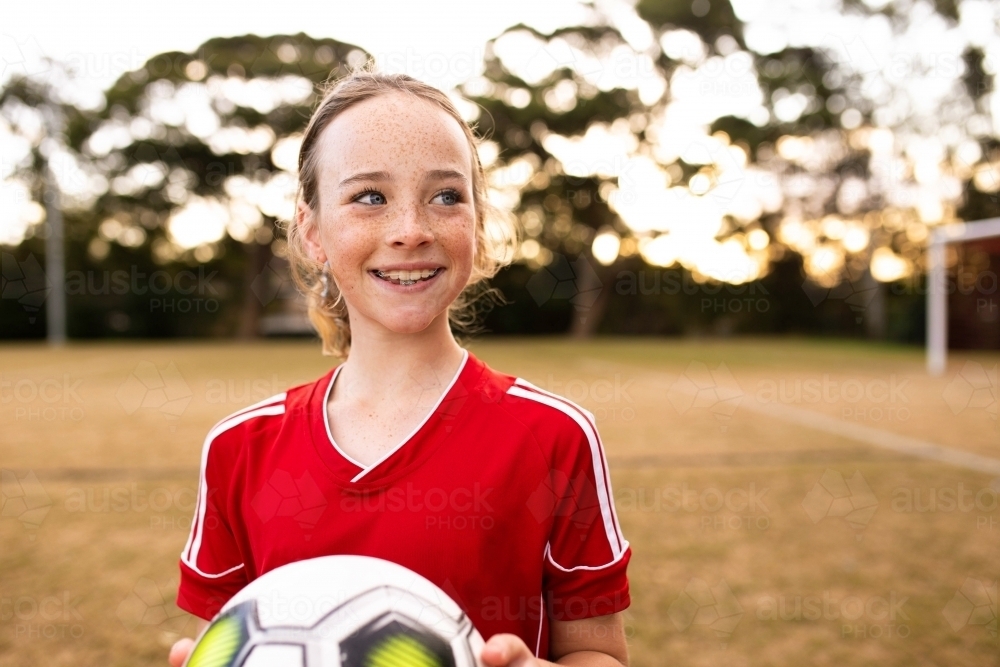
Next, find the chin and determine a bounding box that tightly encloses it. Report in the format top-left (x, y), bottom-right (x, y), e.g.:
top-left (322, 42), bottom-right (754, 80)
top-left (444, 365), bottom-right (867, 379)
top-left (377, 312), bottom-right (442, 334)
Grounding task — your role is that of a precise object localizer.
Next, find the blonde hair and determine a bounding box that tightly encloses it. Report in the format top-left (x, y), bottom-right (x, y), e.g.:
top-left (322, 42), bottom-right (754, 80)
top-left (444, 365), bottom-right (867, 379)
top-left (285, 69), bottom-right (519, 358)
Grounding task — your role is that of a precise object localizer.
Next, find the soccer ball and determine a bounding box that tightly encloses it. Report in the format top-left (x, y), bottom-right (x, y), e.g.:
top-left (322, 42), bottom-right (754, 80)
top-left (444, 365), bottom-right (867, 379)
top-left (184, 555), bottom-right (485, 667)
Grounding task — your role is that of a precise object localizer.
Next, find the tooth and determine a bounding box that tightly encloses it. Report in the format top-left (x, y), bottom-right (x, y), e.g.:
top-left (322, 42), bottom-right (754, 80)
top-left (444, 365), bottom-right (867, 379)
top-left (377, 269), bottom-right (438, 282)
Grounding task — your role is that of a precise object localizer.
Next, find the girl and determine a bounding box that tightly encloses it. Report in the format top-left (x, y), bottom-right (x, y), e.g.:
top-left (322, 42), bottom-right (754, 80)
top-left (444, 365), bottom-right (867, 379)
top-left (169, 70), bottom-right (631, 667)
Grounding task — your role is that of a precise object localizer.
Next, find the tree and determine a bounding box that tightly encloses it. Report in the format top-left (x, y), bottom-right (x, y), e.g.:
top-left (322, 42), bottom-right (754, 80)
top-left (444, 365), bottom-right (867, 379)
top-left (463, 21), bottom-right (648, 336)
top-left (468, 0), bottom-right (1000, 340)
top-left (68, 34), bottom-right (366, 337)
top-left (0, 63), bottom-right (102, 339)
top-left (4, 4), bottom-right (997, 343)
top-left (465, 4), bottom-right (782, 336)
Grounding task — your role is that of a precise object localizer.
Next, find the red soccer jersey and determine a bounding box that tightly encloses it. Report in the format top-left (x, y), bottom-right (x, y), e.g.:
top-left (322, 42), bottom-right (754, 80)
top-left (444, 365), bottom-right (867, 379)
top-left (178, 348), bottom-right (630, 658)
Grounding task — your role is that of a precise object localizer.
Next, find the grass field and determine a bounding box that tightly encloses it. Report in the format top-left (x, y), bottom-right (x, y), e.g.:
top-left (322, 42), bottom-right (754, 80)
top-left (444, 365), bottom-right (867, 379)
top-left (1, 337), bottom-right (998, 666)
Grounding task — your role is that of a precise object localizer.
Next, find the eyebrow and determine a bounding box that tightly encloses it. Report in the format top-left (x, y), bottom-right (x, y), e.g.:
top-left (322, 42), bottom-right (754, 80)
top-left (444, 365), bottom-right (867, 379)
top-left (338, 169), bottom-right (469, 189)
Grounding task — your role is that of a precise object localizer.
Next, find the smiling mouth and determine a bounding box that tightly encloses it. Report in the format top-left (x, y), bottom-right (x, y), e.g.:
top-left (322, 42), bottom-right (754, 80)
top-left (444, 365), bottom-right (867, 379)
top-left (370, 268), bottom-right (443, 286)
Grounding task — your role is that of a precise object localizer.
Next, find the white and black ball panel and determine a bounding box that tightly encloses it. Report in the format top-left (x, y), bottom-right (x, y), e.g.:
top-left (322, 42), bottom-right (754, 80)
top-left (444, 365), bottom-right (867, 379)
top-left (224, 556), bottom-right (466, 630)
top-left (242, 645), bottom-right (304, 667)
top-left (184, 555), bottom-right (485, 667)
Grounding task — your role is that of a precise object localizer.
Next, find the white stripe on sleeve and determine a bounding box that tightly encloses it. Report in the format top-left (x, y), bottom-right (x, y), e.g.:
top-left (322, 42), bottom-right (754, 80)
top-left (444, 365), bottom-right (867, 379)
top-left (506, 384), bottom-right (625, 559)
top-left (181, 402), bottom-right (285, 578)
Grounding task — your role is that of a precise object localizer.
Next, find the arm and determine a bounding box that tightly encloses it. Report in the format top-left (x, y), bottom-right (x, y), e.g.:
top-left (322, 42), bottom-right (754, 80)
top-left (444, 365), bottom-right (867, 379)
top-left (170, 422), bottom-right (249, 665)
top-left (481, 612), bottom-right (628, 667)
top-left (498, 408), bottom-right (629, 667)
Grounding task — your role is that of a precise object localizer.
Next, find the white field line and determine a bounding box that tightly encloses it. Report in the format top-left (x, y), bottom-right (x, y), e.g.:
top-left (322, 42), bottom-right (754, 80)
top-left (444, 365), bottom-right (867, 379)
top-left (740, 399), bottom-right (1000, 477)
top-left (660, 371), bottom-right (1000, 477)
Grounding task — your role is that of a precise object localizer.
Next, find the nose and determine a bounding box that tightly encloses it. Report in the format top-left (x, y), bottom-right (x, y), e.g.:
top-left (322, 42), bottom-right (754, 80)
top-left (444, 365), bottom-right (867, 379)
top-left (387, 198), bottom-right (434, 248)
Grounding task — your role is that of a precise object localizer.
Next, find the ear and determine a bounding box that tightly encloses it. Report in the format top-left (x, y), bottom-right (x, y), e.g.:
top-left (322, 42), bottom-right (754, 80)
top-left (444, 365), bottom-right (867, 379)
top-left (297, 199), bottom-right (327, 265)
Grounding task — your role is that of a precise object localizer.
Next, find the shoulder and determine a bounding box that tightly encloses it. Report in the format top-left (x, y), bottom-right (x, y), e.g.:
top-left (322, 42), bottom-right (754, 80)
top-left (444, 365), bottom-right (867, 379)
top-left (460, 352), bottom-right (596, 447)
top-left (500, 376), bottom-right (599, 445)
top-left (504, 376), bottom-right (628, 562)
top-left (464, 352), bottom-right (596, 436)
top-left (197, 371), bottom-right (330, 467)
top-left (475, 366), bottom-right (604, 470)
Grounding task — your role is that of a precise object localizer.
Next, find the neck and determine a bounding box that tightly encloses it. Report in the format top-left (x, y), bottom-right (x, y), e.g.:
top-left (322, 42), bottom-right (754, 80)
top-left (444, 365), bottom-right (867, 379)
top-left (333, 309), bottom-right (466, 402)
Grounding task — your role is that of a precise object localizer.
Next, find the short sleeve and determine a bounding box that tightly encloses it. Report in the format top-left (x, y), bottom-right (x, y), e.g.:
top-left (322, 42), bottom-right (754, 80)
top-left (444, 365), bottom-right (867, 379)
top-left (541, 411), bottom-right (631, 622)
top-left (177, 431), bottom-right (249, 620)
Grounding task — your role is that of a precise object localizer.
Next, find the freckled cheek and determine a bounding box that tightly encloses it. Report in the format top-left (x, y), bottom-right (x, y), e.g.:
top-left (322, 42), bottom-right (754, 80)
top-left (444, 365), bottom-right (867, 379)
top-left (320, 225), bottom-right (374, 290)
top-left (436, 216), bottom-right (477, 273)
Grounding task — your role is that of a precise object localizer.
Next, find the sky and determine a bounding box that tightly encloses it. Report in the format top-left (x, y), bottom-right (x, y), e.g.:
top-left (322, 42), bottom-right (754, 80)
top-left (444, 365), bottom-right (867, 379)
top-left (0, 0), bottom-right (594, 94)
top-left (2, 0), bottom-right (998, 285)
top-left (0, 0), bottom-right (600, 247)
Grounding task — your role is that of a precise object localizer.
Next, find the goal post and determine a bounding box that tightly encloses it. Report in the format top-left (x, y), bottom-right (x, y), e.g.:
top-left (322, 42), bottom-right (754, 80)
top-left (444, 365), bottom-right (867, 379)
top-left (927, 217), bottom-right (1000, 376)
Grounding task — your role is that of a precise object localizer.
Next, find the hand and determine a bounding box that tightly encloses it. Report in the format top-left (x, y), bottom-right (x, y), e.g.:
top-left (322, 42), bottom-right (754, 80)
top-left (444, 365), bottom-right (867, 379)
top-left (480, 633), bottom-right (540, 667)
top-left (168, 637), bottom-right (194, 667)
top-left (169, 618), bottom-right (208, 666)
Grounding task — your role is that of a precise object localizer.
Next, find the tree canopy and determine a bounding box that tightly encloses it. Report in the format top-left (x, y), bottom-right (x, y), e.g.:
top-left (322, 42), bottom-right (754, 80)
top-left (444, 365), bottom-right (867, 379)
top-left (1, 0), bottom-right (997, 344)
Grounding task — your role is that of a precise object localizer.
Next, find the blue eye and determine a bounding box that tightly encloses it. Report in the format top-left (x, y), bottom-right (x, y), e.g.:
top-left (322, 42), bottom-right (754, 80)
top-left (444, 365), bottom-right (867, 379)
top-left (355, 189), bottom-right (386, 205)
top-left (433, 190), bottom-right (460, 206)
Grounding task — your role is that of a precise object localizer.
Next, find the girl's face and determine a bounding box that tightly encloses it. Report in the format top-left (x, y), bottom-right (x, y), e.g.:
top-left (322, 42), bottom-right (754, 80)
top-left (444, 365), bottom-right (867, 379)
top-left (299, 91), bottom-right (477, 337)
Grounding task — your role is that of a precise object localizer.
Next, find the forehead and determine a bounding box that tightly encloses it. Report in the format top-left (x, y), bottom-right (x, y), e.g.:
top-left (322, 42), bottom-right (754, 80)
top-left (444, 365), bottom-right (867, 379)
top-left (316, 91), bottom-right (474, 184)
